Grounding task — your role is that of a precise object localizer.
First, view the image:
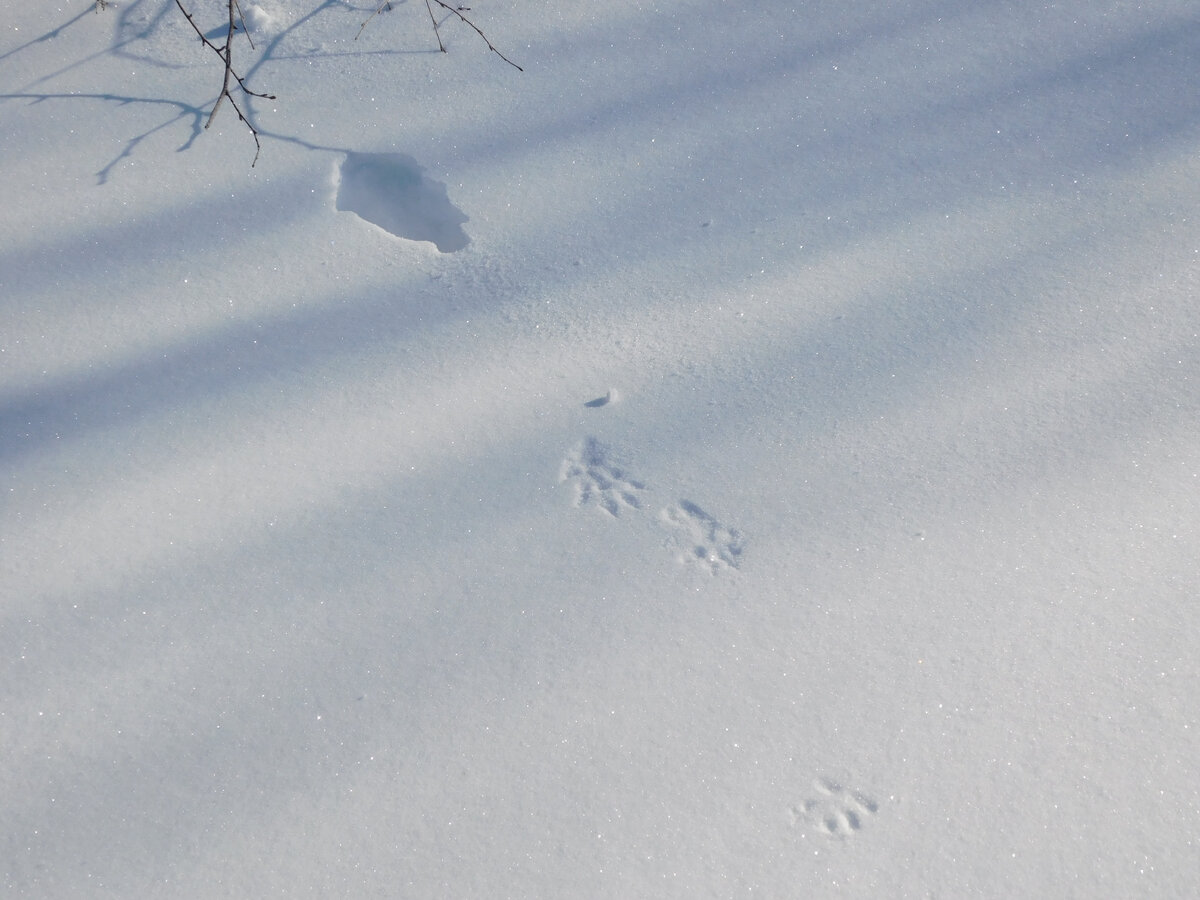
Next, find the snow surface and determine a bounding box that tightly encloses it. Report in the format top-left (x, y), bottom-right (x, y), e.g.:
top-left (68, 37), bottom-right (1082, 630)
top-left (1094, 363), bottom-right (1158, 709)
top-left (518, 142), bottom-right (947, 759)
top-left (3, 0), bottom-right (1199, 896)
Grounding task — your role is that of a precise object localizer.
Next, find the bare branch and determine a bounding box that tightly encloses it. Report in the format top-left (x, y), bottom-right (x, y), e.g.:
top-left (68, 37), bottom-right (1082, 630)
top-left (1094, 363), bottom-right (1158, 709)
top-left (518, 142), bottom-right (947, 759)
top-left (356, 0), bottom-right (522, 71)
top-left (205, 0), bottom-right (236, 127)
top-left (429, 0), bottom-right (522, 70)
top-left (163, 0), bottom-right (516, 167)
top-left (173, 0), bottom-right (276, 165)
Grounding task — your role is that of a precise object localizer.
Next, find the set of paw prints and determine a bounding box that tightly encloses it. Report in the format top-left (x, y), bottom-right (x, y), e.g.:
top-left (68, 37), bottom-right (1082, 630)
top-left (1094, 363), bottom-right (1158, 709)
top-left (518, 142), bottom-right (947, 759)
top-left (559, 436), bottom-right (745, 575)
top-left (787, 777), bottom-right (880, 839)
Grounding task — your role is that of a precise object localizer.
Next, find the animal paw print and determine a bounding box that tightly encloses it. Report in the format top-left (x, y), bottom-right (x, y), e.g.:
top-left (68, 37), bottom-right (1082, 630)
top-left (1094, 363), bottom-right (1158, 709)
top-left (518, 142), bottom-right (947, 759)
top-left (560, 437), bottom-right (647, 517)
top-left (660, 500), bottom-right (744, 573)
top-left (788, 778), bottom-right (879, 838)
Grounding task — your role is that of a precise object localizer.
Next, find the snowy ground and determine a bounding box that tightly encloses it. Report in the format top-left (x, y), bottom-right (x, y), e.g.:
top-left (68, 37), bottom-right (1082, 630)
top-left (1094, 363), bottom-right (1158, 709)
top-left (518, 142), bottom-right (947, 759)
top-left (3, 0), bottom-right (1199, 896)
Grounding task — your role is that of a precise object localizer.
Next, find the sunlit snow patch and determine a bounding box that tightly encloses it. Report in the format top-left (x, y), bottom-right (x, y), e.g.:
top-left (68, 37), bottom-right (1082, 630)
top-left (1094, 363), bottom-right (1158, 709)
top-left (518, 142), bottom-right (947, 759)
top-left (336, 152), bottom-right (470, 252)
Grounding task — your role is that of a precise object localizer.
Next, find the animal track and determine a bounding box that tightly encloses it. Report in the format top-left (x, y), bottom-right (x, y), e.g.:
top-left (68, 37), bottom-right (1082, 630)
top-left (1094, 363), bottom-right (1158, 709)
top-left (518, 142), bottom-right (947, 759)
top-left (787, 777), bottom-right (879, 839)
top-left (560, 437), bottom-right (647, 517)
top-left (559, 439), bottom-right (747, 572)
top-left (660, 500), bottom-right (745, 574)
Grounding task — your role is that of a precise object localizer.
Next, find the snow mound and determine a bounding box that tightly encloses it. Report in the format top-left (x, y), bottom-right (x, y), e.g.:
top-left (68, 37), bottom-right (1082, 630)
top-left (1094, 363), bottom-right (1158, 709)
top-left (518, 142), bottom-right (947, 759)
top-left (242, 4), bottom-right (280, 38)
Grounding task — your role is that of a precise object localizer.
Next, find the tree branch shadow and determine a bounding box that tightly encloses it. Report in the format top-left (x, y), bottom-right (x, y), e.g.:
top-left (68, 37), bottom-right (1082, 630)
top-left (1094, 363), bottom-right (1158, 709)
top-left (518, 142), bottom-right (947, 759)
top-left (1, 91), bottom-right (206, 184)
top-left (0, 4), bottom-right (98, 63)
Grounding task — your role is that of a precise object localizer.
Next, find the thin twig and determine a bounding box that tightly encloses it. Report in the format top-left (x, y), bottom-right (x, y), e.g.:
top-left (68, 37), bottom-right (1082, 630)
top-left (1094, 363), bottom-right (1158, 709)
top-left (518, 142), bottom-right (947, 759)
top-left (356, 1), bottom-right (393, 41)
top-left (233, 0), bottom-right (256, 51)
top-left (356, 0), bottom-right (522, 71)
top-left (424, 0), bottom-right (445, 52)
top-left (428, 0), bottom-right (521, 70)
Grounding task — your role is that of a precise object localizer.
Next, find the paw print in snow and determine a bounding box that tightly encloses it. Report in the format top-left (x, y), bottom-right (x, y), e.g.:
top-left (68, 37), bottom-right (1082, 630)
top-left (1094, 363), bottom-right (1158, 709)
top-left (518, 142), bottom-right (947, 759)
top-left (560, 437), bottom-right (647, 518)
top-left (660, 500), bottom-right (744, 573)
top-left (788, 777), bottom-right (879, 838)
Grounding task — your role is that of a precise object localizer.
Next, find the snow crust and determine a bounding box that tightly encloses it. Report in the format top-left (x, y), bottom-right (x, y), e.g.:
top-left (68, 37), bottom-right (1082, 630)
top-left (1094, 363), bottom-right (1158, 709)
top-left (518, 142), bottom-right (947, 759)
top-left (3, 0), bottom-right (1199, 896)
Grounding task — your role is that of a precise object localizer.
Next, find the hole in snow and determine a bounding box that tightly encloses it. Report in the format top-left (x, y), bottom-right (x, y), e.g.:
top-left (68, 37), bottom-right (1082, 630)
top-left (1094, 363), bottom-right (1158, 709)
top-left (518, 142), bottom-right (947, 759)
top-left (336, 152), bottom-right (470, 252)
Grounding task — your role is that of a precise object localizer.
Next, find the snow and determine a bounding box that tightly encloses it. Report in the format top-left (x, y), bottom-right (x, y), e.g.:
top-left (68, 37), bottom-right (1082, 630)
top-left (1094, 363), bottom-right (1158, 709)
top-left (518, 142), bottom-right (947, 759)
top-left (3, 0), bottom-right (1199, 896)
